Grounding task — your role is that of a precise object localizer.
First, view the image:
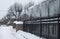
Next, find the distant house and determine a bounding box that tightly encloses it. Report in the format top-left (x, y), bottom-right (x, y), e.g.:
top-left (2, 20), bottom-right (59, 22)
top-left (13, 21), bottom-right (23, 31)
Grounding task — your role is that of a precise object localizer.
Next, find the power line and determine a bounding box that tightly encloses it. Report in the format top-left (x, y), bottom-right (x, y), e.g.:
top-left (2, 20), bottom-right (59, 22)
top-left (0, 10), bottom-right (8, 12)
top-left (0, 10), bottom-right (8, 11)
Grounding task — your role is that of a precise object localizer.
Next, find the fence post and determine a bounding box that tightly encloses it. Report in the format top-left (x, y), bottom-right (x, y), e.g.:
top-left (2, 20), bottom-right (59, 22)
top-left (58, 16), bottom-right (60, 39)
top-left (40, 19), bottom-right (42, 37)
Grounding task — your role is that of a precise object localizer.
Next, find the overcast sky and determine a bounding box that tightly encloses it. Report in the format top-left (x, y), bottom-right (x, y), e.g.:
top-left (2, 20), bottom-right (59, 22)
top-left (0, 0), bottom-right (45, 19)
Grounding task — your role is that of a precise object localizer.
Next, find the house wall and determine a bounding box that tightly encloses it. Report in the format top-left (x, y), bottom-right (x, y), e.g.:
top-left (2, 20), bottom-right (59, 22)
top-left (40, 0), bottom-right (60, 17)
top-left (40, 1), bottom-right (48, 17)
top-left (28, 4), bottom-right (40, 18)
top-left (49, 0), bottom-right (60, 16)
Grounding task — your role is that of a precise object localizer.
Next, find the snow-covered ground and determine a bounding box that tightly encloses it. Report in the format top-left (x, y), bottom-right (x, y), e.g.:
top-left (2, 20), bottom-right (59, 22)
top-left (0, 25), bottom-right (43, 39)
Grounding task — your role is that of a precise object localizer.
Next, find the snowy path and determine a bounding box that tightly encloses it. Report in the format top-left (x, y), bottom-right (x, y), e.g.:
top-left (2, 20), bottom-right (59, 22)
top-left (0, 25), bottom-right (42, 39)
top-left (0, 26), bottom-right (18, 39)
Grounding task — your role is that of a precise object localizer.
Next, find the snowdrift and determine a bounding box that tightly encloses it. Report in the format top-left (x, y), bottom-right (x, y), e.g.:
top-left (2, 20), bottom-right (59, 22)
top-left (0, 25), bottom-right (42, 39)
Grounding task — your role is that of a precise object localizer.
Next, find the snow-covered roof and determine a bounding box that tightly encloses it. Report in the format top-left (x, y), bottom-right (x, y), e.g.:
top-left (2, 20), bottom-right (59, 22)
top-left (28, 3), bottom-right (40, 10)
top-left (13, 21), bottom-right (23, 24)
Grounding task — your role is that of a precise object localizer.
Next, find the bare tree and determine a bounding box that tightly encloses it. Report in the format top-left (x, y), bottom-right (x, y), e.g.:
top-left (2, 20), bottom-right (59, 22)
top-left (24, 1), bottom-right (34, 10)
top-left (7, 3), bottom-right (23, 19)
top-left (21, 13), bottom-right (29, 21)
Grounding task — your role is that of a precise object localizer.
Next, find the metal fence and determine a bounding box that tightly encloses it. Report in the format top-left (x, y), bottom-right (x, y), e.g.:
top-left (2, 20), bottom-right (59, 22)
top-left (23, 16), bottom-right (60, 39)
